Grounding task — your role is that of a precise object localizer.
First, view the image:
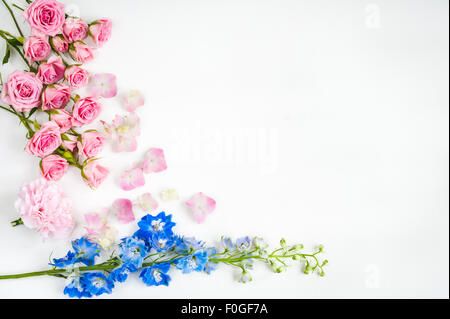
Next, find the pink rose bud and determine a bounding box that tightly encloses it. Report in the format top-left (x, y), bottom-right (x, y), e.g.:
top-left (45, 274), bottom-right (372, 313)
top-left (23, 0), bottom-right (66, 37)
top-left (82, 161), bottom-right (109, 189)
top-left (41, 84), bottom-right (71, 111)
top-left (63, 18), bottom-right (88, 42)
top-left (64, 65), bottom-right (89, 90)
top-left (1, 71), bottom-right (43, 112)
top-left (89, 19), bottom-right (113, 47)
top-left (40, 155), bottom-right (69, 182)
top-left (50, 34), bottom-right (69, 53)
top-left (24, 36), bottom-right (51, 64)
top-left (72, 97), bottom-right (102, 127)
top-left (37, 56), bottom-right (66, 85)
top-left (26, 121), bottom-right (62, 158)
top-left (78, 131), bottom-right (106, 158)
top-left (50, 109), bottom-right (73, 133)
top-left (69, 41), bottom-right (94, 63)
top-left (62, 133), bottom-right (78, 152)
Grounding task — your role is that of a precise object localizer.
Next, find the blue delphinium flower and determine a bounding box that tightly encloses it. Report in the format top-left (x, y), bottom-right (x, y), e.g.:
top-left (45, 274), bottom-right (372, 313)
top-left (72, 237), bottom-right (101, 266)
top-left (204, 247), bottom-right (219, 275)
top-left (109, 264), bottom-right (133, 283)
top-left (235, 236), bottom-right (254, 253)
top-left (140, 263), bottom-right (171, 287)
top-left (50, 251), bottom-right (76, 268)
top-left (118, 237), bottom-right (148, 271)
top-left (221, 236), bottom-right (235, 250)
top-left (175, 236), bottom-right (205, 254)
top-left (134, 212), bottom-right (176, 243)
top-left (176, 250), bottom-right (208, 274)
top-left (64, 276), bottom-right (91, 299)
top-left (81, 273), bottom-right (114, 297)
top-left (150, 233), bottom-right (175, 252)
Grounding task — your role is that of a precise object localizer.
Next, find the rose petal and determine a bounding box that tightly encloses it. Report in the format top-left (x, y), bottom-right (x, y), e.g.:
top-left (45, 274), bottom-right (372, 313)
top-left (186, 193), bottom-right (216, 224)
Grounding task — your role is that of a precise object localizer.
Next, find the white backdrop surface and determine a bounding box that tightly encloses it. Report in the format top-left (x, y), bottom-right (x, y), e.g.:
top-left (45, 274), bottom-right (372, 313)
top-left (0, 0), bottom-right (448, 299)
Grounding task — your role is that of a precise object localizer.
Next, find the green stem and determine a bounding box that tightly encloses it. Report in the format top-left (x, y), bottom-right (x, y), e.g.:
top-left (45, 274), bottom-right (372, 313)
top-left (11, 218), bottom-right (23, 227)
top-left (12, 3), bottom-right (24, 11)
top-left (0, 31), bottom-right (30, 69)
top-left (1, 0), bottom-right (24, 37)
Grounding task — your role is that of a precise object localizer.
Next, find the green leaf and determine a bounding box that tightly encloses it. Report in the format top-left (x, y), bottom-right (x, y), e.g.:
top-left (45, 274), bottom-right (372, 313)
top-left (2, 45), bottom-right (10, 65)
top-left (6, 37), bottom-right (22, 47)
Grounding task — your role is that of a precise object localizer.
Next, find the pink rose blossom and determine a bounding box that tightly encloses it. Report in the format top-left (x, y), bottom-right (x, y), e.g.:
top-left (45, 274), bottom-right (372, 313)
top-left (1, 71), bottom-right (43, 112)
top-left (89, 19), bottom-right (113, 47)
top-left (40, 154), bottom-right (68, 181)
top-left (90, 73), bottom-right (117, 98)
top-left (119, 167), bottom-right (145, 191)
top-left (41, 84), bottom-right (71, 110)
top-left (50, 109), bottom-right (73, 133)
top-left (72, 97), bottom-right (102, 127)
top-left (112, 199), bottom-right (135, 224)
top-left (135, 193), bottom-right (159, 212)
top-left (64, 65), bottom-right (89, 89)
top-left (69, 41), bottom-right (94, 63)
top-left (62, 133), bottom-right (78, 152)
top-left (63, 18), bottom-right (88, 42)
top-left (78, 131), bottom-right (106, 158)
top-left (82, 161), bottom-right (109, 189)
top-left (50, 34), bottom-right (69, 52)
top-left (26, 121), bottom-right (62, 158)
top-left (23, 36), bottom-right (51, 64)
top-left (37, 56), bottom-right (66, 85)
top-left (15, 178), bottom-right (74, 239)
top-left (123, 90), bottom-right (145, 112)
top-left (142, 148), bottom-right (167, 174)
top-left (186, 192), bottom-right (217, 224)
top-left (23, 0), bottom-right (66, 37)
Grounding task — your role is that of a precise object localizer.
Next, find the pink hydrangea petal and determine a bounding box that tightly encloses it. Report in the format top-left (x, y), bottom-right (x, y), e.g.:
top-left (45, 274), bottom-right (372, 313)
top-left (112, 199), bottom-right (135, 224)
top-left (142, 148), bottom-right (167, 174)
top-left (90, 73), bottom-right (117, 98)
top-left (119, 167), bottom-right (146, 191)
top-left (124, 90), bottom-right (145, 112)
top-left (186, 193), bottom-right (216, 224)
top-left (137, 193), bottom-right (159, 212)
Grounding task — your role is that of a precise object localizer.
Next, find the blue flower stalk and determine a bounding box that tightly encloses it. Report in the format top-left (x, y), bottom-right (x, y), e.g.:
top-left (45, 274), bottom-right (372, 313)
top-left (0, 212), bottom-right (328, 298)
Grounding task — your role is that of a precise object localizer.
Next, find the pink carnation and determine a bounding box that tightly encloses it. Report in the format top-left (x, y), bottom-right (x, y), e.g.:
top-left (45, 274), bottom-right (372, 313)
top-left (41, 84), bottom-right (71, 111)
top-left (1, 71), bottom-right (43, 112)
top-left (23, 0), bottom-right (66, 37)
top-left (63, 18), bottom-right (88, 42)
top-left (37, 56), bottom-right (66, 85)
top-left (64, 66), bottom-right (89, 89)
top-left (26, 121), bottom-right (62, 158)
top-left (40, 155), bottom-right (68, 181)
top-left (24, 36), bottom-right (51, 64)
top-left (15, 178), bottom-right (74, 239)
top-left (89, 19), bottom-right (113, 47)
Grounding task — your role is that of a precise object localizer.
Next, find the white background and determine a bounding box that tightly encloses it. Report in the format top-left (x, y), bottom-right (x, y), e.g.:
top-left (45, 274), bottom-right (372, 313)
top-left (0, 0), bottom-right (448, 299)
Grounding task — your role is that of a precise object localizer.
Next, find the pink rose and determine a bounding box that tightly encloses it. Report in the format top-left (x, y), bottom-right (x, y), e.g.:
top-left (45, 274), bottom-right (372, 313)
top-left (23, 0), bottom-right (66, 37)
top-left (89, 19), bottom-right (113, 47)
top-left (1, 71), bottom-right (43, 112)
top-left (63, 18), bottom-right (88, 42)
top-left (37, 56), bottom-right (66, 85)
top-left (64, 66), bottom-right (89, 89)
top-left (69, 41), bottom-right (94, 63)
top-left (15, 179), bottom-right (74, 239)
top-left (26, 121), bottom-right (62, 158)
top-left (24, 36), bottom-right (51, 64)
top-left (78, 131), bottom-right (106, 158)
top-left (40, 155), bottom-right (68, 181)
top-left (62, 133), bottom-right (78, 152)
top-left (50, 109), bottom-right (72, 133)
top-left (42, 84), bottom-right (71, 111)
top-left (72, 97), bottom-right (102, 127)
top-left (50, 34), bottom-right (69, 52)
top-left (82, 161), bottom-right (109, 189)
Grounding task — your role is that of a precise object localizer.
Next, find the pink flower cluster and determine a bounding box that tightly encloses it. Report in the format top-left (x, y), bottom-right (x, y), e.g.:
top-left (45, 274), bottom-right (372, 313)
top-left (0, 0), bottom-right (114, 189)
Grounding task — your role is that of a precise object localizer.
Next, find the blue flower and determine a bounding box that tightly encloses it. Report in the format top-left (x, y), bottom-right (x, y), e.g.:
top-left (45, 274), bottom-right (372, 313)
top-left (72, 237), bottom-right (101, 266)
top-left (221, 236), bottom-right (235, 250)
top-left (204, 247), bottom-right (219, 275)
top-left (176, 250), bottom-right (208, 274)
top-left (81, 273), bottom-right (114, 297)
top-left (134, 212), bottom-right (176, 243)
top-left (109, 264), bottom-right (133, 283)
top-left (150, 233), bottom-right (175, 252)
top-left (236, 236), bottom-right (254, 253)
top-left (50, 251), bottom-right (76, 268)
top-left (64, 277), bottom-right (92, 299)
top-left (139, 263), bottom-right (171, 287)
top-left (174, 236), bottom-right (205, 254)
top-left (118, 237), bottom-right (148, 271)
